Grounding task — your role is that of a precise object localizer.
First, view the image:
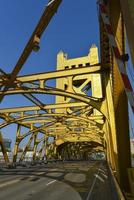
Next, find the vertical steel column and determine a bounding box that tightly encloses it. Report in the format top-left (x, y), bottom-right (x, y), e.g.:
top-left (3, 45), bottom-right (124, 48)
top-left (38, 136), bottom-right (46, 160)
top-left (0, 132), bottom-right (10, 164)
top-left (33, 133), bottom-right (38, 161)
top-left (42, 137), bottom-right (48, 160)
top-left (109, 0), bottom-right (131, 192)
top-left (19, 133), bottom-right (35, 162)
top-left (99, 9), bottom-right (118, 173)
top-left (13, 125), bottom-right (21, 163)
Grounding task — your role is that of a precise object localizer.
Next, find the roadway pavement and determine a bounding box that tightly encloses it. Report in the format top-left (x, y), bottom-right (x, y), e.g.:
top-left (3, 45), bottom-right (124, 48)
top-left (0, 161), bottom-right (119, 200)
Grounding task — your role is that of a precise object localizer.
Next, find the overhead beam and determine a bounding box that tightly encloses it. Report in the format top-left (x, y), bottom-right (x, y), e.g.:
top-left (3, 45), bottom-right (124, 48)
top-left (0, 65), bottom-right (101, 84)
top-left (0, 102), bottom-right (88, 113)
top-left (15, 65), bottom-right (100, 83)
top-left (0, 0), bottom-right (62, 102)
top-left (0, 87), bottom-right (104, 115)
top-left (0, 113), bottom-right (101, 128)
top-left (0, 113), bottom-right (46, 134)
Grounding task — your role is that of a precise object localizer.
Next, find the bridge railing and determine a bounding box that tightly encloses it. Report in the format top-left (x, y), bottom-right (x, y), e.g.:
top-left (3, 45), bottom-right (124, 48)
top-left (109, 165), bottom-right (134, 200)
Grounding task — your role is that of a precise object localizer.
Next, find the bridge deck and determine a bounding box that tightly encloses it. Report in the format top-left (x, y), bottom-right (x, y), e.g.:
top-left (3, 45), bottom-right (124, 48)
top-left (0, 161), bottom-right (119, 200)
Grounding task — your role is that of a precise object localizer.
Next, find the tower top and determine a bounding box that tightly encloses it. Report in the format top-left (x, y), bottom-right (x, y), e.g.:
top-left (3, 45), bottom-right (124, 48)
top-left (57, 44), bottom-right (99, 70)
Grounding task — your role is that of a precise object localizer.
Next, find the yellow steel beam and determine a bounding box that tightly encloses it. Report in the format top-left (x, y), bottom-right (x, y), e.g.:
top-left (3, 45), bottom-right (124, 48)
top-left (0, 132), bottom-right (10, 164)
top-left (0, 87), bottom-right (105, 114)
top-left (20, 119), bottom-right (54, 124)
top-left (0, 112), bottom-right (102, 130)
top-left (6, 125), bottom-right (101, 142)
top-left (37, 135), bottom-right (46, 159)
top-left (13, 125), bottom-right (21, 162)
top-left (19, 134), bottom-right (35, 162)
top-left (0, 0), bottom-right (62, 102)
top-left (12, 116), bottom-right (104, 126)
top-left (99, 0), bottom-right (118, 177)
top-left (0, 113), bottom-right (46, 134)
top-left (109, 0), bottom-right (131, 192)
top-left (0, 102), bottom-right (89, 113)
top-left (55, 137), bottom-right (103, 145)
top-left (33, 133), bottom-right (38, 160)
top-left (15, 65), bottom-right (101, 83)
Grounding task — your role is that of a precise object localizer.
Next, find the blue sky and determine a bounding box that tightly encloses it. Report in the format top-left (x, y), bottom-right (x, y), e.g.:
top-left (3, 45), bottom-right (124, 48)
top-left (0, 0), bottom-right (133, 147)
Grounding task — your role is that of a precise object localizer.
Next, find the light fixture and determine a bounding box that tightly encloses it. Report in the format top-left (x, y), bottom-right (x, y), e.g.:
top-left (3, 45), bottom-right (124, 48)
top-left (33, 35), bottom-right (40, 52)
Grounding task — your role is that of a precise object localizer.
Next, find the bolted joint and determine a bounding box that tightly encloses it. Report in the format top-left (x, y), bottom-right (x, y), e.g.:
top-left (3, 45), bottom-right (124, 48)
top-left (33, 35), bottom-right (40, 52)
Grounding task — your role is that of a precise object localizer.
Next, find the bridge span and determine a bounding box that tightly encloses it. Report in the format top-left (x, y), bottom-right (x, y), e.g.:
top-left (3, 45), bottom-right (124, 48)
top-left (0, 0), bottom-right (134, 199)
top-left (0, 160), bottom-right (120, 200)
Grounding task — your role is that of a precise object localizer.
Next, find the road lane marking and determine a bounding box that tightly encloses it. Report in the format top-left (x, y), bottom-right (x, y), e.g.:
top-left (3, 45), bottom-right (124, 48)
top-left (26, 171), bottom-right (45, 180)
top-left (0, 179), bottom-right (20, 188)
top-left (86, 164), bottom-right (101, 200)
top-left (100, 172), bottom-right (108, 179)
top-left (46, 180), bottom-right (56, 186)
top-left (36, 172), bottom-right (45, 175)
top-left (0, 171), bottom-right (45, 187)
top-left (99, 168), bottom-right (107, 174)
top-left (94, 174), bottom-right (105, 183)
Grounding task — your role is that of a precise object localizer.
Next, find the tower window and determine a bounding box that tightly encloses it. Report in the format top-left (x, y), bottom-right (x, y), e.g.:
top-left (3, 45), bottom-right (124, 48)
top-left (64, 84), bottom-right (68, 90)
top-left (86, 63), bottom-right (90, 66)
top-left (71, 65), bottom-right (76, 69)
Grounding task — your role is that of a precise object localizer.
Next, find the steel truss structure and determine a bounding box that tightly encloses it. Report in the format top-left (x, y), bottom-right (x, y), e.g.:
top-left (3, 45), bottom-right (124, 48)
top-left (0, 0), bottom-right (134, 197)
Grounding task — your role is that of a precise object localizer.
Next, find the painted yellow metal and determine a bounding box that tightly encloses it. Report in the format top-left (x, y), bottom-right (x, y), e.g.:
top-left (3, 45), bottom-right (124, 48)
top-left (109, 0), bottom-right (131, 192)
top-left (0, 113), bottom-right (46, 135)
top-left (0, 132), bottom-right (10, 164)
top-left (19, 132), bottom-right (36, 162)
top-left (9, 65), bottom-right (101, 84)
top-left (55, 136), bottom-right (103, 146)
top-left (32, 133), bottom-right (38, 160)
top-left (0, 88), bottom-right (104, 114)
top-left (0, 102), bottom-right (88, 113)
top-left (56, 45), bottom-right (102, 113)
top-left (53, 46), bottom-right (105, 158)
top-left (0, 44), bottom-right (119, 167)
top-left (0, 0), bottom-right (62, 103)
top-left (37, 135), bottom-right (46, 159)
top-left (0, 1), bottom-right (133, 197)
top-left (13, 125), bottom-right (21, 162)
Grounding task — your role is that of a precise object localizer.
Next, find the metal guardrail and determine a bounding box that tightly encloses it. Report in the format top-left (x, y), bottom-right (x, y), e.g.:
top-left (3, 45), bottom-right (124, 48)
top-left (109, 166), bottom-right (134, 200)
top-left (109, 166), bottom-right (126, 200)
